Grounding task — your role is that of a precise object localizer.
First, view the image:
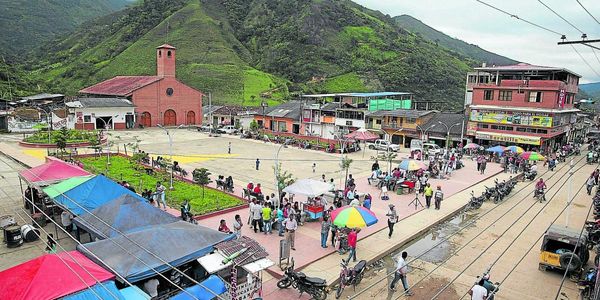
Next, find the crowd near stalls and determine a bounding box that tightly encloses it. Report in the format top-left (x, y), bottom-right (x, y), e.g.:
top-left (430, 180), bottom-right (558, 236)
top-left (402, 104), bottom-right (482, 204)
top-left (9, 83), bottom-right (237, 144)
top-left (1, 156), bottom-right (270, 300)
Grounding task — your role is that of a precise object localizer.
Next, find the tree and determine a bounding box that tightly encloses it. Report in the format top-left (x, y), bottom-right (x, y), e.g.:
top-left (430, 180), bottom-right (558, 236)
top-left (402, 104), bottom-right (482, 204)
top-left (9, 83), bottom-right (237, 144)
top-left (192, 168), bottom-right (212, 200)
top-left (372, 151), bottom-right (397, 174)
top-left (341, 156), bottom-right (353, 188)
top-left (249, 119), bottom-right (259, 133)
top-left (273, 162), bottom-right (295, 201)
top-left (56, 127), bottom-right (68, 153)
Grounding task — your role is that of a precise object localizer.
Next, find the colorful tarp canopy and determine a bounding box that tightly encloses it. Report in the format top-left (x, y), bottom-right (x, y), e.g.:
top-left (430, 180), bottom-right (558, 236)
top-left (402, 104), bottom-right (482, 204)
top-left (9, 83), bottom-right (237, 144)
top-left (74, 194), bottom-right (179, 239)
top-left (19, 160), bottom-right (90, 185)
top-left (331, 205), bottom-right (378, 228)
top-left (119, 286), bottom-right (151, 300)
top-left (43, 175), bottom-right (94, 199)
top-left (464, 143), bottom-right (479, 149)
top-left (170, 275), bottom-right (228, 300)
top-left (62, 281), bottom-right (124, 300)
top-left (486, 145), bottom-right (506, 154)
top-left (521, 151), bottom-right (546, 161)
top-left (398, 159), bottom-right (427, 171)
top-left (77, 221), bottom-right (234, 283)
top-left (506, 145), bottom-right (524, 154)
top-left (47, 175), bottom-right (144, 215)
top-left (344, 129), bottom-right (379, 141)
top-left (0, 251), bottom-right (115, 300)
top-left (282, 179), bottom-right (332, 198)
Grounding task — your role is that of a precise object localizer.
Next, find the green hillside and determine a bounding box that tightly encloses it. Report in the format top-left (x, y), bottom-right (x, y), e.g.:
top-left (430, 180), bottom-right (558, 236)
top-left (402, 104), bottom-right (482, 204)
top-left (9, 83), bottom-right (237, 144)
top-left (25, 0), bottom-right (501, 109)
top-left (393, 15), bottom-right (517, 66)
top-left (580, 82), bottom-right (600, 100)
top-left (0, 0), bottom-right (128, 59)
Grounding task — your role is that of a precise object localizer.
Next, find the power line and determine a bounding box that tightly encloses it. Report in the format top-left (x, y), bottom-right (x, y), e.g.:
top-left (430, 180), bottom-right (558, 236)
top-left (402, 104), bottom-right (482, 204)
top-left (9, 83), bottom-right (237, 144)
top-left (571, 44), bottom-right (600, 78)
top-left (537, 0), bottom-right (585, 34)
top-left (430, 157), bottom-right (591, 299)
top-left (576, 0), bottom-right (600, 27)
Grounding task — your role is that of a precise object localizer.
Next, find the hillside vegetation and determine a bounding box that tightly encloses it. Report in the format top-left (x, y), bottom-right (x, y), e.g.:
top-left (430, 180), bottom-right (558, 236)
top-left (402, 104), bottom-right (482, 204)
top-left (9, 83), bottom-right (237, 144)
top-left (22, 0), bottom-right (512, 109)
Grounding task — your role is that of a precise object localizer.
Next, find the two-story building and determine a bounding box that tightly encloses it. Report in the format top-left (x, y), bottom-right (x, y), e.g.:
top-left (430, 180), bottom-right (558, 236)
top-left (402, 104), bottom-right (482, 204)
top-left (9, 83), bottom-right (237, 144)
top-left (302, 102), bottom-right (339, 139)
top-left (466, 63), bottom-right (580, 151)
top-left (366, 110), bottom-right (436, 147)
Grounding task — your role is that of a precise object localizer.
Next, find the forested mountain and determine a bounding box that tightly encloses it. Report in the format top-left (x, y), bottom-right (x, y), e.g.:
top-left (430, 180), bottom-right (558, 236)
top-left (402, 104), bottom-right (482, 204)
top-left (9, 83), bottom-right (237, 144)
top-left (0, 0), bottom-right (129, 59)
top-left (393, 15), bottom-right (517, 66)
top-left (580, 82), bottom-right (600, 99)
top-left (9, 0), bottom-right (517, 109)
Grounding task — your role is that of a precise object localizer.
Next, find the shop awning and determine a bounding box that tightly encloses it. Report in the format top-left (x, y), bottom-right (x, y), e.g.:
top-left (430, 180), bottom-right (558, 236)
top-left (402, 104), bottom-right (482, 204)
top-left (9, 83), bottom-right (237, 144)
top-left (169, 275), bottom-right (227, 300)
top-left (475, 131), bottom-right (541, 146)
top-left (19, 160), bottom-right (91, 186)
top-left (283, 179), bottom-right (332, 197)
top-left (62, 281), bottom-right (124, 300)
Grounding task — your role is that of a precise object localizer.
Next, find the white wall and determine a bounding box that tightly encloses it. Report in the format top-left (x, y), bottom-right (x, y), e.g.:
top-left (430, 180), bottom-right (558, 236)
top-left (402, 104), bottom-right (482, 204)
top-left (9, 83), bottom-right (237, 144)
top-left (71, 107), bottom-right (135, 129)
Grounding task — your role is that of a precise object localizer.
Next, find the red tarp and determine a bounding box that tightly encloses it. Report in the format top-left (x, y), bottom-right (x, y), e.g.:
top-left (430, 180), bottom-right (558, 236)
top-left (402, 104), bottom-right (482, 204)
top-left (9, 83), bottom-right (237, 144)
top-left (19, 160), bottom-right (90, 184)
top-left (0, 251), bottom-right (115, 300)
top-left (344, 129), bottom-right (379, 141)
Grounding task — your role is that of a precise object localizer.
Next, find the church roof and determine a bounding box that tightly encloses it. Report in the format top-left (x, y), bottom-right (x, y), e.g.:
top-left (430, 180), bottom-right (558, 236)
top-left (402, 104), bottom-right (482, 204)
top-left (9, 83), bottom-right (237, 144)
top-left (79, 76), bottom-right (162, 96)
top-left (156, 44), bottom-right (176, 50)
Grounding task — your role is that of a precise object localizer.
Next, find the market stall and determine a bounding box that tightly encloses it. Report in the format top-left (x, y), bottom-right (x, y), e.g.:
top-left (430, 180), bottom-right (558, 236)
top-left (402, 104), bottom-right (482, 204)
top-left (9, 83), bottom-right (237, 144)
top-left (283, 179), bottom-right (332, 221)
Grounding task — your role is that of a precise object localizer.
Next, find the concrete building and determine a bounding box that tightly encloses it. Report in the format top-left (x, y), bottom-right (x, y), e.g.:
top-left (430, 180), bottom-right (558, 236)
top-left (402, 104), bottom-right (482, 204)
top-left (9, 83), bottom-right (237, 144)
top-left (365, 110), bottom-right (436, 147)
top-left (202, 105), bottom-right (259, 130)
top-left (80, 44), bottom-right (203, 127)
top-left (302, 102), bottom-right (339, 139)
top-left (257, 101), bottom-right (311, 134)
top-left (466, 63), bottom-right (580, 151)
top-left (65, 98), bottom-right (135, 130)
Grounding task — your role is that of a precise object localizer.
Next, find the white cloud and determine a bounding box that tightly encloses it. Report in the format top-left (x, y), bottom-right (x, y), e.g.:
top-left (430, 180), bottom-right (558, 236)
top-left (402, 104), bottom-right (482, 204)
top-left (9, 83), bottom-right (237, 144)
top-left (353, 0), bottom-right (600, 83)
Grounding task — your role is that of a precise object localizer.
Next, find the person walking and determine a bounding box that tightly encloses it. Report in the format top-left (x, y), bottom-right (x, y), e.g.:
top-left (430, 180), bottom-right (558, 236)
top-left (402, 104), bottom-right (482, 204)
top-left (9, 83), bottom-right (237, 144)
top-left (390, 251), bottom-right (412, 295)
top-left (346, 228), bottom-right (358, 263)
top-left (262, 204), bottom-right (272, 234)
top-left (469, 279), bottom-right (488, 300)
top-left (155, 182), bottom-right (167, 210)
top-left (424, 183), bottom-right (434, 208)
top-left (312, 162), bottom-right (316, 173)
top-left (284, 213), bottom-right (298, 250)
top-left (233, 214), bottom-right (242, 239)
top-left (256, 158), bottom-right (260, 170)
top-left (228, 142), bottom-right (231, 154)
top-left (434, 185), bottom-right (444, 210)
top-left (251, 200), bottom-right (263, 233)
top-left (587, 173), bottom-right (596, 195)
top-left (480, 159), bottom-right (487, 175)
top-left (386, 204), bottom-right (398, 239)
top-left (320, 216), bottom-right (331, 248)
top-left (276, 205), bottom-right (284, 236)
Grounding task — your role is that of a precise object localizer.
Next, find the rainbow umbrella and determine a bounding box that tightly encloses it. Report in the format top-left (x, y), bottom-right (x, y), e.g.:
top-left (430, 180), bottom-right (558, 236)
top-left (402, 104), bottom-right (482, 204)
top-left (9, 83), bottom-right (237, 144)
top-left (331, 205), bottom-right (378, 228)
top-left (398, 159), bottom-right (427, 171)
top-left (506, 145), bottom-right (524, 154)
top-left (464, 143), bottom-right (479, 149)
top-left (521, 151), bottom-right (546, 161)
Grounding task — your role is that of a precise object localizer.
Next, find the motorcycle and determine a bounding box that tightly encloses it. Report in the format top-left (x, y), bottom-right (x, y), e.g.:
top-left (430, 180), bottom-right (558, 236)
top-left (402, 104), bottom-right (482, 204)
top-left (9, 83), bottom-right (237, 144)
top-left (468, 191), bottom-right (484, 210)
top-left (335, 260), bottom-right (367, 299)
top-left (278, 258), bottom-right (329, 300)
top-left (483, 186), bottom-right (495, 201)
top-left (534, 188), bottom-right (546, 203)
top-left (524, 170), bottom-right (537, 181)
top-left (180, 200), bottom-right (197, 224)
top-left (577, 268), bottom-right (597, 300)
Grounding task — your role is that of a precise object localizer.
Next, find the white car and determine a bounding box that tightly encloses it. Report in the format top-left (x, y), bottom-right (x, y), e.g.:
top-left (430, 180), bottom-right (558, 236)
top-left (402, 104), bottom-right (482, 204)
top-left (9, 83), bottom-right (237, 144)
top-left (367, 139), bottom-right (400, 152)
top-left (217, 125), bottom-right (238, 134)
top-left (423, 143), bottom-right (442, 156)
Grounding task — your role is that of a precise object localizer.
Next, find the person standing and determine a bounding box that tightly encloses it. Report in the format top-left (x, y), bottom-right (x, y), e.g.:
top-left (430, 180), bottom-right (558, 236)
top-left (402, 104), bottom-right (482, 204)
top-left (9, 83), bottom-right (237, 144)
top-left (256, 158), bottom-right (260, 170)
top-left (424, 183), bottom-right (434, 208)
top-left (284, 214), bottom-right (298, 250)
top-left (320, 216), bottom-right (331, 248)
top-left (233, 214), bottom-right (243, 239)
top-left (262, 204), bottom-right (272, 234)
top-left (61, 210), bottom-right (74, 232)
top-left (587, 173), bottom-right (596, 195)
top-left (312, 163), bottom-right (316, 173)
top-left (390, 251), bottom-right (412, 295)
top-left (155, 182), bottom-right (167, 210)
top-left (228, 142), bottom-right (231, 154)
top-left (386, 204), bottom-right (398, 239)
top-left (469, 279), bottom-right (488, 300)
top-left (434, 186), bottom-right (444, 210)
top-left (276, 205), bottom-right (284, 237)
top-left (480, 159), bottom-right (487, 175)
top-left (346, 228), bottom-right (358, 263)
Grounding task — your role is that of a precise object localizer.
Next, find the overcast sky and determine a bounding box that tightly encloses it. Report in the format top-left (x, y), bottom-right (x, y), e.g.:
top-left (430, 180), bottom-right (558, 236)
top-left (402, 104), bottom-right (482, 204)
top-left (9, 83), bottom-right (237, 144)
top-left (353, 0), bottom-right (600, 84)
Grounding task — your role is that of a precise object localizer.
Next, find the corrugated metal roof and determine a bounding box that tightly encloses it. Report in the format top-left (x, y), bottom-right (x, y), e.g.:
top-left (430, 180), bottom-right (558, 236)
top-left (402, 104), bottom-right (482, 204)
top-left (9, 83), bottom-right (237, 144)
top-left (301, 92), bottom-right (411, 98)
top-left (367, 109), bottom-right (434, 118)
top-left (214, 236), bottom-right (268, 265)
top-left (21, 93), bottom-right (64, 101)
top-left (156, 44), bottom-right (176, 49)
top-left (78, 98), bottom-right (134, 108)
top-left (266, 101), bottom-right (312, 119)
top-left (474, 63), bottom-right (581, 77)
top-left (423, 112), bottom-right (466, 135)
top-left (79, 76), bottom-right (162, 96)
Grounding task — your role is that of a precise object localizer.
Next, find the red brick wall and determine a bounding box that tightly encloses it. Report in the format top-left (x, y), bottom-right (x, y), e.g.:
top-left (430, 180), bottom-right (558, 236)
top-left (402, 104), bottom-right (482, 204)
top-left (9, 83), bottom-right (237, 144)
top-left (132, 78), bottom-right (203, 127)
top-left (75, 123), bottom-right (95, 130)
top-left (113, 122), bottom-right (126, 130)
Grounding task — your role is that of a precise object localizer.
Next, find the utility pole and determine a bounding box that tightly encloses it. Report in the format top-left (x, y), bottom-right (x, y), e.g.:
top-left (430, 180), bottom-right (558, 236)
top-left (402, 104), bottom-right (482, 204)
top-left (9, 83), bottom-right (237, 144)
top-left (557, 35), bottom-right (600, 51)
top-left (565, 157), bottom-right (574, 227)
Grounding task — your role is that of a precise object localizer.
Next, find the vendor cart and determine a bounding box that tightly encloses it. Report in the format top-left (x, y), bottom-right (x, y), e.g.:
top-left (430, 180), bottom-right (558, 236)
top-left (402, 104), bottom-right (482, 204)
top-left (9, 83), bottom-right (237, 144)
top-left (303, 198), bottom-right (325, 221)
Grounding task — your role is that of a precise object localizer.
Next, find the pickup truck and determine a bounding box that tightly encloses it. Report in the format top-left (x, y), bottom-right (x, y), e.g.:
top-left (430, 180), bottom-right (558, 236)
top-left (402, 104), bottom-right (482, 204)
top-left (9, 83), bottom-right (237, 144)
top-left (367, 139), bottom-right (400, 152)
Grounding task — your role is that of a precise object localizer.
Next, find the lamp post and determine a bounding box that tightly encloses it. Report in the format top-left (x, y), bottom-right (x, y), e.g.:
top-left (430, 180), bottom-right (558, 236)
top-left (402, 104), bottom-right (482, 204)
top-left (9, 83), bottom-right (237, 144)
top-left (34, 106), bottom-right (52, 144)
top-left (95, 115), bottom-right (117, 167)
top-left (157, 124), bottom-right (185, 190)
top-left (261, 100), bottom-right (268, 129)
top-left (437, 121), bottom-right (461, 150)
top-left (416, 124), bottom-right (436, 141)
top-left (274, 141), bottom-right (290, 207)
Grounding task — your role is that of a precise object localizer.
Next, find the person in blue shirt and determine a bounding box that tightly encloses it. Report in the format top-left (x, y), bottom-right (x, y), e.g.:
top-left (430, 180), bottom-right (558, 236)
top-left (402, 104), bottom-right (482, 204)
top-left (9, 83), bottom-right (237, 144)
top-left (363, 194), bottom-right (372, 210)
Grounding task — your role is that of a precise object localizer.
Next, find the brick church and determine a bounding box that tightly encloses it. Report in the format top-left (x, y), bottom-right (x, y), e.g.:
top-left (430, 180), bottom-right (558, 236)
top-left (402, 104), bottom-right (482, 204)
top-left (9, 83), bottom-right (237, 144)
top-left (80, 44), bottom-right (203, 127)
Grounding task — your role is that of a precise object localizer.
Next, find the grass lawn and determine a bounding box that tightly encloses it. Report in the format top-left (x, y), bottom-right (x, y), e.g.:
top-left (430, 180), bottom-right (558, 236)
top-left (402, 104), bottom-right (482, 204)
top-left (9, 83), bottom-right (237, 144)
top-left (78, 156), bottom-right (243, 215)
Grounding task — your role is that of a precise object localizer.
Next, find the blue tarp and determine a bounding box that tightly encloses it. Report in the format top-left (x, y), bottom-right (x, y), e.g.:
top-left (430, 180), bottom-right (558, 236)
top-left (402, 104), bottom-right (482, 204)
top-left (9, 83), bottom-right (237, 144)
top-left (170, 275), bottom-right (228, 300)
top-left (77, 221), bottom-right (235, 283)
top-left (119, 286), bottom-right (151, 300)
top-left (486, 145), bottom-right (506, 154)
top-left (52, 175), bottom-right (144, 215)
top-left (62, 281), bottom-right (124, 300)
top-left (73, 194), bottom-right (179, 239)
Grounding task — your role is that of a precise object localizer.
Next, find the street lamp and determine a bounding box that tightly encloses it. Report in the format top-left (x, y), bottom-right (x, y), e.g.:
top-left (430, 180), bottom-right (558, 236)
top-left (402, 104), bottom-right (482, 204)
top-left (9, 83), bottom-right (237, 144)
top-left (273, 140), bottom-right (291, 207)
top-left (261, 100), bottom-right (268, 129)
top-left (157, 124), bottom-right (185, 190)
top-left (95, 114), bottom-right (117, 167)
top-left (33, 106), bottom-right (52, 144)
top-left (437, 121), bottom-right (461, 150)
top-left (416, 124), bottom-right (436, 141)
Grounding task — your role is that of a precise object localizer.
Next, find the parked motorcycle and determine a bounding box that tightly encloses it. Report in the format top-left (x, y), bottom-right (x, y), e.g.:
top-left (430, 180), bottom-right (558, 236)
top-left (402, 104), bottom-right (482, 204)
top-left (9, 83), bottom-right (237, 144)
top-left (278, 258), bottom-right (328, 300)
top-left (335, 260), bottom-right (367, 299)
top-left (180, 200), bottom-right (197, 224)
top-left (577, 268), bottom-right (597, 300)
top-left (524, 170), bottom-right (537, 181)
top-left (468, 191), bottom-right (484, 210)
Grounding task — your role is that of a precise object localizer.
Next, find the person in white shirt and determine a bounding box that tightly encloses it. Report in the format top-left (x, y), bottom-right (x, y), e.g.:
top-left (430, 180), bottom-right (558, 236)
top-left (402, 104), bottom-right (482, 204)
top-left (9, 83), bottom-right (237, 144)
top-left (530, 163), bottom-right (538, 173)
top-left (284, 214), bottom-right (298, 250)
top-left (251, 200), bottom-right (263, 233)
top-left (469, 279), bottom-right (488, 300)
top-left (143, 278), bottom-right (159, 298)
top-left (60, 211), bottom-right (74, 232)
top-left (390, 251), bottom-right (412, 295)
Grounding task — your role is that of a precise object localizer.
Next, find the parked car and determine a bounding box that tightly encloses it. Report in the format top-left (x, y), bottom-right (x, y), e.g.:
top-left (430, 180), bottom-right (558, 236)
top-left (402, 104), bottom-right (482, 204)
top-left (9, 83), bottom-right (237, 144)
top-left (410, 139), bottom-right (442, 156)
top-left (366, 139), bottom-right (400, 152)
top-left (196, 124), bottom-right (211, 132)
top-left (217, 125), bottom-right (238, 134)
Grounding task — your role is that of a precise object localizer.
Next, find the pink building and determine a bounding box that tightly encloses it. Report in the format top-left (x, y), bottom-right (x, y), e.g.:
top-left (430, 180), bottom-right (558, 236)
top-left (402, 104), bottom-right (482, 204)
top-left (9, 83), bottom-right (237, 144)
top-left (466, 63), bottom-right (580, 150)
top-left (79, 44), bottom-right (203, 127)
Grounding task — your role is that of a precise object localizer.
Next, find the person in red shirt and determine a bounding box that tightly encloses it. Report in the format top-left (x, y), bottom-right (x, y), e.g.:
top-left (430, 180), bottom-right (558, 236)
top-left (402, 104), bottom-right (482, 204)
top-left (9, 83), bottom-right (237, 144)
top-left (346, 228), bottom-right (358, 263)
top-left (247, 182), bottom-right (254, 191)
top-left (218, 219), bottom-right (231, 234)
top-left (253, 183), bottom-right (262, 195)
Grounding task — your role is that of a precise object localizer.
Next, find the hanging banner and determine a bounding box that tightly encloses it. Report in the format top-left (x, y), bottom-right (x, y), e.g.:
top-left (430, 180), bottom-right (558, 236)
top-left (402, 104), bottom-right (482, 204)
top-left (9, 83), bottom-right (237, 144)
top-left (558, 89), bottom-right (566, 108)
top-left (470, 110), bottom-right (552, 128)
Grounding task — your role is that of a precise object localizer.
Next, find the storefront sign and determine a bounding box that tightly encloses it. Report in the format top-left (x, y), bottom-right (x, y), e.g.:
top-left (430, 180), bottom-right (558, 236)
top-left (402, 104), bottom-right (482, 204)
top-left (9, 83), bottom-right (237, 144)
top-left (466, 121), bottom-right (477, 135)
top-left (476, 132), bottom-right (541, 145)
top-left (558, 89), bottom-right (566, 108)
top-left (470, 110), bottom-right (552, 128)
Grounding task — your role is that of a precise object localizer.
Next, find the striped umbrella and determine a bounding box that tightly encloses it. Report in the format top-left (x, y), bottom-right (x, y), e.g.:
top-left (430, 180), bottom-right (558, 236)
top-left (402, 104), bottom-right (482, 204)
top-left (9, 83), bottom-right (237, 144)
top-left (521, 151), bottom-right (546, 161)
top-left (331, 205), bottom-right (378, 228)
top-left (506, 145), bottom-right (524, 154)
top-left (464, 143), bottom-right (479, 149)
top-left (398, 159), bottom-right (427, 171)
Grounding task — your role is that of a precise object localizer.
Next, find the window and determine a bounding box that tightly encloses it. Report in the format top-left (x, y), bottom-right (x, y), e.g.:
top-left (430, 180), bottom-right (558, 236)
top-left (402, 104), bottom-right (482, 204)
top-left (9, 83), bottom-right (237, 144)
top-left (158, 50), bottom-right (162, 57)
top-left (516, 127), bottom-right (526, 132)
top-left (406, 118), bottom-right (416, 123)
top-left (84, 115), bottom-right (91, 123)
top-left (375, 119), bottom-right (382, 125)
top-left (477, 123), bottom-right (489, 129)
top-left (484, 90), bottom-right (493, 100)
top-left (490, 125), bottom-right (513, 131)
top-left (528, 91), bottom-right (542, 103)
top-left (499, 91), bottom-right (512, 101)
top-left (166, 88), bottom-right (174, 96)
top-left (167, 50), bottom-right (172, 57)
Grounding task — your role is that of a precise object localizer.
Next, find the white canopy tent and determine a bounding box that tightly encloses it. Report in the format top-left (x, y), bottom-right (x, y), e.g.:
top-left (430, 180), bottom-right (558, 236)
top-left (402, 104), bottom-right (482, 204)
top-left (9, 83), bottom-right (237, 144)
top-left (282, 179), bottom-right (331, 198)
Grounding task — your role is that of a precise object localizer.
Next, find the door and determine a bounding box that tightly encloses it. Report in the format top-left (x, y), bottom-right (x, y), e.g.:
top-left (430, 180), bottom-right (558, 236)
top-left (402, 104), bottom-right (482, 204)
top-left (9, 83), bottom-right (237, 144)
top-left (186, 111), bottom-right (196, 125)
top-left (164, 109), bottom-right (177, 126)
top-left (140, 112), bottom-right (151, 128)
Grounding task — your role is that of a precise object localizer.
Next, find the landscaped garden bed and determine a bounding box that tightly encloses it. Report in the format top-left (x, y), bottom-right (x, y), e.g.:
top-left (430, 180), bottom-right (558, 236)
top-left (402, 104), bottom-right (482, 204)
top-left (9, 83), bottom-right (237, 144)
top-left (21, 129), bottom-right (102, 148)
top-left (77, 155), bottom-right (244, 215)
